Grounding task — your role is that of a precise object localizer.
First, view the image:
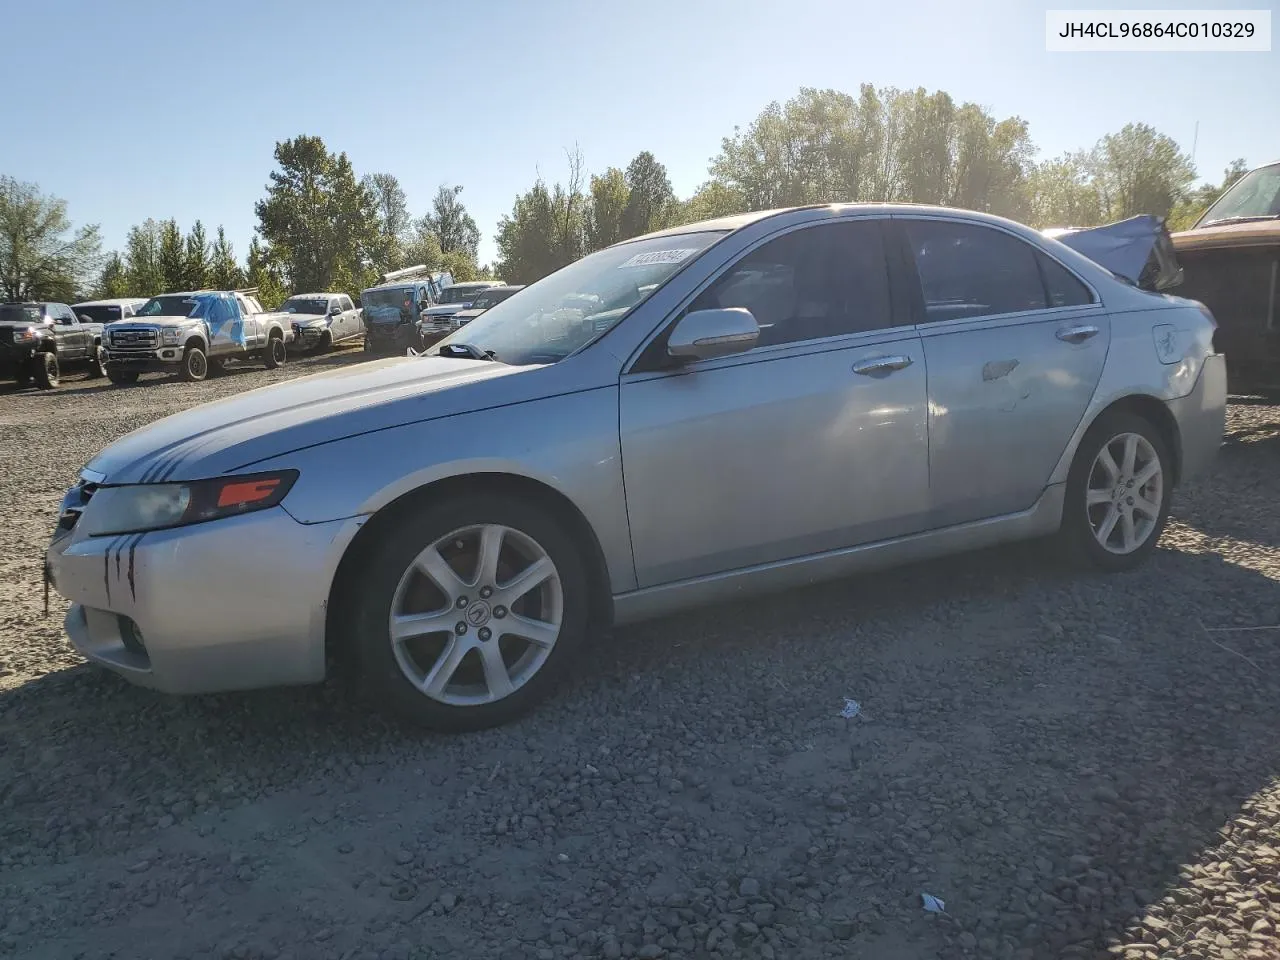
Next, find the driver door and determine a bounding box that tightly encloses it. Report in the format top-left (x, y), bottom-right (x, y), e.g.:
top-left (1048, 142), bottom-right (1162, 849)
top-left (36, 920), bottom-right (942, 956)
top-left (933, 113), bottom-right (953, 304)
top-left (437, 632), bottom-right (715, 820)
top-left (619, 219), bottom-right (931, 588)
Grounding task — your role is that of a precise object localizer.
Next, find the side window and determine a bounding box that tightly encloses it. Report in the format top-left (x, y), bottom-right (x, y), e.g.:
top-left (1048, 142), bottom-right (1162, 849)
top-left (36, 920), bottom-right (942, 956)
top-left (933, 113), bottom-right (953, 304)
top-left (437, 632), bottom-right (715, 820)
top-left (1037, 254), bottom-right (1094, 308)
top-left (342, 295), bottom-right (353, 311)
top-left (688, 220), bottom-right (892, 349)
top-left (57, 305), bottom-right (76, 325)
top-left (904, 220), bottom-right (1047, 322)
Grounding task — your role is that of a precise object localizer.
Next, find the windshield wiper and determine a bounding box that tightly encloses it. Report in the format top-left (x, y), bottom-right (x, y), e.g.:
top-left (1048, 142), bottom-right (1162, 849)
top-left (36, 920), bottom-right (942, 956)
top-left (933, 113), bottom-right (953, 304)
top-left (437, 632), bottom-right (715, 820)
top-left (1200, 214), bottom-right (1280, 227)
top-left (436, 343), bottom-right (499, 361)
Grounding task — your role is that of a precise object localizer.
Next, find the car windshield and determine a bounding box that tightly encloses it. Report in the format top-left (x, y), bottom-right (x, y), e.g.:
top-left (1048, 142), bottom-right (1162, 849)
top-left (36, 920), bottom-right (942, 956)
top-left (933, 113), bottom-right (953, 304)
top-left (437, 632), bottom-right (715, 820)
top-left (430, 231), bottom-right (724, 366)
top-left (73, 304), bottom-right (123, 324)
top-left (437, 286), bottom-right (487, 305)
top-left (136, 294), bottom-right (212, 318)
top-left (0, 304), bottom-right (43, 324)
top-left (1198, 163), bottom-right (1280, 226)
top-left (280, 298), bottom-right (329, 315)
top-left (470, 289), bottom-right (517, 310)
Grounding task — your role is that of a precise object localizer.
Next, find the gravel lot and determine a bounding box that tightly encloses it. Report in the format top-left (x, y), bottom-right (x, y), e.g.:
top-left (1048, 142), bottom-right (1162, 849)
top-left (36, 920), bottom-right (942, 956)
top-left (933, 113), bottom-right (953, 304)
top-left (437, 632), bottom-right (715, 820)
top-left (2, 349), bottom-right (1279, 960)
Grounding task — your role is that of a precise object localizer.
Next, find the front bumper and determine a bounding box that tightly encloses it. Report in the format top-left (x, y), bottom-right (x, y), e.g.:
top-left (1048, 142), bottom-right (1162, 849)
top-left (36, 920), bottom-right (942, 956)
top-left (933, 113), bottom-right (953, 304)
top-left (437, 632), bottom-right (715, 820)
top-left (46, 506), bottom-right (364, 694)
top-left (0, 343), bottom-right (39, 376)
top-left (365, 323), bottom-right (417, 351)
top-left (1167, 353), bottom-right (1228, 483)
top-left (105, 352), bottom-right (182, 373)
top-left (294, 324), bottom-right (329, 348)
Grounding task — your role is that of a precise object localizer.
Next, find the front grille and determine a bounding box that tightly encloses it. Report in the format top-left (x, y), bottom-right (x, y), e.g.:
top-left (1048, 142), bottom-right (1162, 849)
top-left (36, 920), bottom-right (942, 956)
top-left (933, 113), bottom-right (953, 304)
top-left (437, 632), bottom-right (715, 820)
top-left (109, 327), bottom-right (159, 352)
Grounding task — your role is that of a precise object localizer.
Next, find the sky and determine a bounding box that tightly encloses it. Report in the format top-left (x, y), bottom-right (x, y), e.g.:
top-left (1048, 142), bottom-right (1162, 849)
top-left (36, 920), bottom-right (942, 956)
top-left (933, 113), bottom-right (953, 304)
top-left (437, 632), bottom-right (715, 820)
top-left (2, 0), bottom-right (1277, 271)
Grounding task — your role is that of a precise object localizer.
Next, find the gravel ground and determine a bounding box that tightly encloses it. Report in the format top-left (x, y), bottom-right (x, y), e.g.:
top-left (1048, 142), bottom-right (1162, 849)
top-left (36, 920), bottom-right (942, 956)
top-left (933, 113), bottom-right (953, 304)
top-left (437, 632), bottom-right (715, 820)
top-left (1, 350), bottom-right (1279, 960)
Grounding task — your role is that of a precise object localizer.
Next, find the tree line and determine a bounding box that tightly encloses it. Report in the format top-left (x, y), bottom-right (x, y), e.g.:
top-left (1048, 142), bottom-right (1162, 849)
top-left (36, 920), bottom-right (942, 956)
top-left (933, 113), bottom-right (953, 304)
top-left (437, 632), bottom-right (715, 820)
top-left (1, 83), bottom-right (1252, 305)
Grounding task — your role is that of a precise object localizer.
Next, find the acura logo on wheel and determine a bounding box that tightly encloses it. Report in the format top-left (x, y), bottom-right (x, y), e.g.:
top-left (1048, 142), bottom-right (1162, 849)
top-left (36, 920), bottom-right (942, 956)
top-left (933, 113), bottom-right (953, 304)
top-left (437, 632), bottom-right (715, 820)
top-left (466, 601), bottom-right (491, 626)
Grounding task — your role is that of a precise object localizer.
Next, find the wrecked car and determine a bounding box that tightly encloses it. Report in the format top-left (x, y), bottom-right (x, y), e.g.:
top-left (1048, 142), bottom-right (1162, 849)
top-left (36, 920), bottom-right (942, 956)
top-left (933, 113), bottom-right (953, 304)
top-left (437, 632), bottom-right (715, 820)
top-left (1171, 160), bottom-right (1280, 390)
top-left (1043, 215), bottom-right (1182, 292)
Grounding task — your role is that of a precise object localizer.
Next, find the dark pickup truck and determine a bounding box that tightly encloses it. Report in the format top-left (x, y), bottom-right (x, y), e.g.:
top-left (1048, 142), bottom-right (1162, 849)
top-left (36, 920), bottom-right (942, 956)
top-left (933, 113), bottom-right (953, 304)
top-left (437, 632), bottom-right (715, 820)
top-left (0, 302), bottom-right (107, 389)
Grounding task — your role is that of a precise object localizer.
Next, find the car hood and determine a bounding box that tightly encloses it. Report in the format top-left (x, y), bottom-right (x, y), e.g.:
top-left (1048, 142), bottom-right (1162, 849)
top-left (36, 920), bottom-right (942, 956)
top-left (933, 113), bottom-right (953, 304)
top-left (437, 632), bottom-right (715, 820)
top-left (84, 355), bottom-right (529, 484)
top-left (425, 305), bottom-right (464, 315)
top-left (1172, 218), bottom-right (1280, 252)
top-left (288, 312), bottom-right (328, 325)
top-left (107, 316), bottom-right (193, 329)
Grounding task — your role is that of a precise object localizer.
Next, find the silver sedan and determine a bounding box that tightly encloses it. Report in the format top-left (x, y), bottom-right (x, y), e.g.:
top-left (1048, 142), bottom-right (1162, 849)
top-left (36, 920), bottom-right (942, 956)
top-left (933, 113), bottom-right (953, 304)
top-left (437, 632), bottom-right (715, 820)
top-left (46, 205), bottom-right (1227, 730)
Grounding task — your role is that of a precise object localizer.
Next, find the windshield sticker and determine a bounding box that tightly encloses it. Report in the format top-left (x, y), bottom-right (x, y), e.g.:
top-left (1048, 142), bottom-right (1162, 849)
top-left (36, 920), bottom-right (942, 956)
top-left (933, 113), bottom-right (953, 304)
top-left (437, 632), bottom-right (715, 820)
top-left (618, 248), bottom-right (699, 269)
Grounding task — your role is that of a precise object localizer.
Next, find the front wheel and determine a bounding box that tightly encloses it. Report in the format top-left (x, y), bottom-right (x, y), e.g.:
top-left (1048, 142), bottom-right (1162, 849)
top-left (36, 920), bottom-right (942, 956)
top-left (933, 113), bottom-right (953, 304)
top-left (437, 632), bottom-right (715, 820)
top-left (351, 495), bottom-right (592, 731)
top-left (180, 345), bottom-right (208, 382)
top-left (1059, 411), bottom-right (1172, 572)
top-left (265, 335), bottom-right (286, 369)
top-left (35, 353), bottom-right (60, 389)
top-left (87, 344), bottom-right (107, 378)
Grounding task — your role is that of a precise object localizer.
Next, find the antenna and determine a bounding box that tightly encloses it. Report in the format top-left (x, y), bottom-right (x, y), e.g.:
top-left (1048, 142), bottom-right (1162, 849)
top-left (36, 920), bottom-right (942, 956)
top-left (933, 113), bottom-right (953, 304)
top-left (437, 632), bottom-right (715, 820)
top-left (1190, 120), bottom-right (1199, 168)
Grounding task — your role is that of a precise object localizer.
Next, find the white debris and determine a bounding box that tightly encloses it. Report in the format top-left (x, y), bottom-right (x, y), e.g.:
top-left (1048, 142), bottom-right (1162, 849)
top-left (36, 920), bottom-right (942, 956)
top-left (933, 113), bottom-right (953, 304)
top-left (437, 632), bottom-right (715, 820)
top-left (839, 698), bottom-right (861, 719)
top-left (921, 892), bottom-right (946, 913)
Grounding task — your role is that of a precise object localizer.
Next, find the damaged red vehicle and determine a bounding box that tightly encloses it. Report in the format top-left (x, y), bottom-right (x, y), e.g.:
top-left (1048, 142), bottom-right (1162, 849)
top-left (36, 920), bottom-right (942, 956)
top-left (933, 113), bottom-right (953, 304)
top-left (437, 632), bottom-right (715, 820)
top-left (1172, 160), bottom-right (1280, 391)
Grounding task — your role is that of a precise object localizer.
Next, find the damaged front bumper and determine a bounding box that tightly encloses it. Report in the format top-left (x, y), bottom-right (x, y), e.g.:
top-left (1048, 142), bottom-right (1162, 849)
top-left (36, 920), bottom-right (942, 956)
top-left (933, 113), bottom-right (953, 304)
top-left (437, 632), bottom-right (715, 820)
top-left (45, 506), bottom-right (364, 694)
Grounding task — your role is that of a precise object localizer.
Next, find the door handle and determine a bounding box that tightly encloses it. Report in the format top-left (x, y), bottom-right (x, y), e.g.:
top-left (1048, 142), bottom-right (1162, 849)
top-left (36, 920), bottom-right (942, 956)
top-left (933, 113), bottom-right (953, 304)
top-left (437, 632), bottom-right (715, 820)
top-left (1056, 324), bottom-right (1100, 344)
top-left (852, 355), bottom-right (913, 376)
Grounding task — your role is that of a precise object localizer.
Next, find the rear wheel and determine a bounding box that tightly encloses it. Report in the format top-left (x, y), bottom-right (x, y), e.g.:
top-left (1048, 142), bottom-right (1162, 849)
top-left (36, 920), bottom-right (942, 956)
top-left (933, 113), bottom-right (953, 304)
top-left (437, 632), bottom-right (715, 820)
top-left (87, 344), bottom-right (107, 378)
top-left (180, 345), bottom-right (208, 382)
top-left (35, 353), bottom-right (59, 389)
top-left (1059, 411), bottom-right (1172, 572)
top-left (265, 334), bottom-right (286, 369)
top-left (107, 369), bottom-right (140, 386)
top-left (351, 495), bottom-right (591, 731)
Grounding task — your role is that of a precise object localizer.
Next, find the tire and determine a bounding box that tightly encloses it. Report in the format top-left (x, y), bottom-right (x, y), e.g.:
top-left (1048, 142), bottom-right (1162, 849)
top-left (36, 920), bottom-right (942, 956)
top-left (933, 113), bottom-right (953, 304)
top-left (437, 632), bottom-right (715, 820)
top-left (1059, 411), bottom-right (1173, 572)
top-left (107, 369), bottom-right (140, 386)
top-left (317, 331), bottom-right (332, 354)
top-left (265, 335), bottom-right (286, 369)
top-left (180, 345), bottom-right (208, 382)
top-left (87, 343), bottom-right (107, 378)
top-left (35, 352), bottom-right (59, 390)
top-left (350, 494), bottom-right (592, 732)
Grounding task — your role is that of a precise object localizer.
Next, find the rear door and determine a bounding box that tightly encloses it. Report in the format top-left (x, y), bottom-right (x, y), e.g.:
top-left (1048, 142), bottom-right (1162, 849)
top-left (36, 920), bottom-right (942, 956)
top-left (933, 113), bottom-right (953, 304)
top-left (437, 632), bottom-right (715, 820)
top-left (895, 216), bottom-right (1109, 527)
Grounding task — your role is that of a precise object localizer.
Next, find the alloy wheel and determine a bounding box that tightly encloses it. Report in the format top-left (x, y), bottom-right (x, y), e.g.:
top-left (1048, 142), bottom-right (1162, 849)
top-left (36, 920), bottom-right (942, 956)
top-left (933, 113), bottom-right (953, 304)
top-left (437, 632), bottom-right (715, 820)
top-left (1086, 432), bottom-right (1164, 555)
top-left (388, 524), bottom-right (563, 705)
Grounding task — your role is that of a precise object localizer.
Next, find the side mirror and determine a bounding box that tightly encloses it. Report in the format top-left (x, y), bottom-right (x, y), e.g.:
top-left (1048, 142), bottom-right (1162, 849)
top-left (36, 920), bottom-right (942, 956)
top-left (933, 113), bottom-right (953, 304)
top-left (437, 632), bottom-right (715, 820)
top-left (667, 308), bottom-right (759, 362)
top-left (330, 304), bottom-right (342, 316)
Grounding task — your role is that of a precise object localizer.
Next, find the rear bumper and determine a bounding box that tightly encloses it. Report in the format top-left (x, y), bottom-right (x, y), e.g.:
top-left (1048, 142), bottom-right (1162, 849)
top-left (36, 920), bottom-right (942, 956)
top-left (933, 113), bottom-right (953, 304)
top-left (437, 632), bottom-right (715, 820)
top-left (1168, 353), bottom-right (1228, 482)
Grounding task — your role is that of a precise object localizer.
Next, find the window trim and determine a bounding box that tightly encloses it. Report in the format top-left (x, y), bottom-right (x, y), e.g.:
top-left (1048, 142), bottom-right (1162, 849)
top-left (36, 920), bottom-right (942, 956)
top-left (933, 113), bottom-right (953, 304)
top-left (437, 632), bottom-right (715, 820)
top-left (890, 214), bottom-right (1101, 332)
top-left (625, 216), bottom-right (906, 376)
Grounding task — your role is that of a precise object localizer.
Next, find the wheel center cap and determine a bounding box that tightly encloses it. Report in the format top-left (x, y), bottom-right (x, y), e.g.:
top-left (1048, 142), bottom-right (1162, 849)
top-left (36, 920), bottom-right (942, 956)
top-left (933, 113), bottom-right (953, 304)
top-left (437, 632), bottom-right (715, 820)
top-left (465, 600), bottom-right (492, 627)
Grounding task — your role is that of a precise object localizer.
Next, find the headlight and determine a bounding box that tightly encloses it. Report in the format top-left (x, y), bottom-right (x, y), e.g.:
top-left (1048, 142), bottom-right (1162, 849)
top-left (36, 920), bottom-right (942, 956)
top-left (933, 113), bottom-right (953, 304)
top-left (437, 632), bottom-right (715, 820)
top-left (161, 329), bottom-right (182, 345)
top-left (12, 326), bottom-right (38, 342)
top-left (80, 471), bottom-right (298, 536)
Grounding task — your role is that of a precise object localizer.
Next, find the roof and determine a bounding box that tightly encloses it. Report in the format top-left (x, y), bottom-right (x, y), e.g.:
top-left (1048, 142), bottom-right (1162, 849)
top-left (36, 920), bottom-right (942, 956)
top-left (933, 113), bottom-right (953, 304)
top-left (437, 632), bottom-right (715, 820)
top-left (72, 297), bottom-right (148, 307)
top-left (443, 281), bottom-right (500, 289)
top-left (287, 292), bottom-right (345, 299)
top-left (626, 203), bottom-right (1045, 245)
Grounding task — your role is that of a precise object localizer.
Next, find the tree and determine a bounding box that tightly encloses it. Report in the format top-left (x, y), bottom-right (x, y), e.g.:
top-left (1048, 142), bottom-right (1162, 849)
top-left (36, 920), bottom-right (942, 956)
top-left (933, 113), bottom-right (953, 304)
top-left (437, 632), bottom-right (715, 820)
top-left (0, 176), bottom-right (103, 301)
top-left (422, 185), bottom-right (480, 260)
top-left (245, 237), bottom-right (286, 308)
top-left (209, 226), bottom-right (243, 289)
top-left (95, 253), bottom-right (129, 298)
top-left (157, 218), bottom-right (186, 292)
top-left (586, 167), bottom-right (629, 252)
top-left (184, 220), bottom-right (210, 290)
top-left (1026, 153), bottom-right (1103, 228)
top-left (362, 172), bottom-right (411, 271)
top-left (1086, 123), bottom-right (1196, 222)
top-left (673, 181), bottom-right (748, 225)
top-left (255, 134), bottom-right (379, 293)
top-left (620, 151), bottom-right (675, 239)
top-left (495, 154), bottom-right (587, 285)
top-left (121, 219), bottom-right (163, 296)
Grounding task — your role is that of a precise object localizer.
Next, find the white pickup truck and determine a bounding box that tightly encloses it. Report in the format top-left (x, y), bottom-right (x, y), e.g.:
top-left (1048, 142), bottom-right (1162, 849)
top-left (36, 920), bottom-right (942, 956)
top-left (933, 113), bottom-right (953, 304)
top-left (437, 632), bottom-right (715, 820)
top-left (102, 289), bottom-right (296, 384)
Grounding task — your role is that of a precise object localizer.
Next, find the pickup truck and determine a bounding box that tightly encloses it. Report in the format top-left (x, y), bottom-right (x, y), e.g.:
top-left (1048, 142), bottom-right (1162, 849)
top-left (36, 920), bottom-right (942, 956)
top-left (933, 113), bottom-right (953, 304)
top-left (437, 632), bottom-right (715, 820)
top-left (102, 289), bottom-right (295, 384)
top-left (0, 301), bottom-right (108, 389)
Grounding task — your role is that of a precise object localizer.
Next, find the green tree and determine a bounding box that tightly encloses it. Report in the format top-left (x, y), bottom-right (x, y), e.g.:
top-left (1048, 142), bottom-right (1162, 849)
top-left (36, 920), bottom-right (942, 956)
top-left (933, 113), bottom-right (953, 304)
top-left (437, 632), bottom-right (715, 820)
top-left (184, 220), bottom-right (210, 290)
top-left (0, 176), bottom-right (103, 301)
top-left (401, 225), bottom-right (445, 276)
top-left (1026, 153), bottom-right (1103, 228)
top-left (255, 134), bottom-right (379, 293)
top-left (95, 252), bottom-right (129, 298)
top-left (1087, 123), bottom-right (1196, 222)
top-left (363, 172), bottom-right (411, 271)
top-left (122, 219), bottom-right (163, 296)
top-left (157, 218), bottom-right (186, 292)
top-left (422, 184), bottom-right (480, 260)
top-left (673, 181), bottom-right (748, 225)
top-left (245, 237), bottom-right (287, 308)
top-left (586, 167), bottom-right (629, 252)
top-left (620, 151), bottom-right (675, 239)
top-left (208, 226), bottom-right (243, 288)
